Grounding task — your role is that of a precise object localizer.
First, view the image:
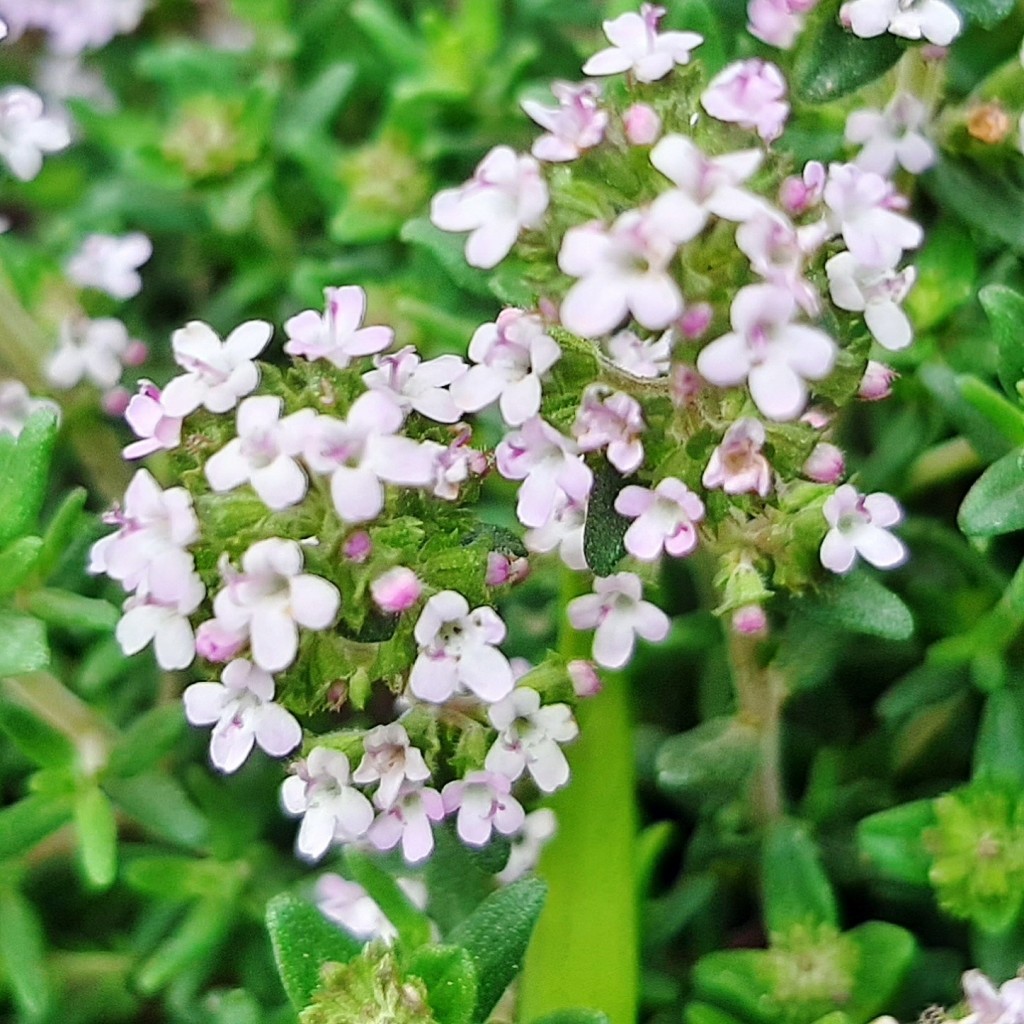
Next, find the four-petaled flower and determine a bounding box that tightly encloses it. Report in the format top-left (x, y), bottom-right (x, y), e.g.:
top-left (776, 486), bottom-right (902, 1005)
top-left (819, 484), bottom-right (907, 574)
top-left (363, 346), bottom-right (467, 424)
top-left (825, 252), bottom-right (915, 351)
top-left (367, 784), bottom-right (446, 863)
top-left (66, 232), bottom-right (152, 300)
top-left (522, 80), bottom-right (608, 162)
top-left (441, 770), bottom-right (526, 846)
top-left (702, 418), bottom-right (773, 497)
top-left (352, 723), bottom-right (430, 809)
top-left (583, 4), bottom-right (703, 83)
top-left (284, 286), bottom-right (393, 369)
top-left (701, 59), bottom-right (790, 143)
top-left (615, 478), bottom-right (706, 560)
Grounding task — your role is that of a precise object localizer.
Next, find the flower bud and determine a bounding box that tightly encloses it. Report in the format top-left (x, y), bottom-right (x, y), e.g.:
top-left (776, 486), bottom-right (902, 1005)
top-left (195, 618), bottom-right (247, 663)
top-left (624, 103), bottom-right (662, 145)
top-left (803, 442), bottom-right (845, 484)
top-left (680, 302), bottom-right (713, 339)
top-left (567, 659), bottom-right (602, 697)
top-left (343, 531), bottom-right (372, 562)
top-left (370, 567), bottom-right (422, 613)
top-left (485, 551), bottom-right (531, 587)
top-left (858, 360), bottom-right (897, 402)
top-left (122, 340), bottom-right (149, 367)
top-left (732, 604), bottom-right (768, 636)
top-left (670, 364), bottom-right (703, 407)
top-left (102, 387), bottom-right (131, 417)
top-left (967, 102), bottom-right (1011, 145)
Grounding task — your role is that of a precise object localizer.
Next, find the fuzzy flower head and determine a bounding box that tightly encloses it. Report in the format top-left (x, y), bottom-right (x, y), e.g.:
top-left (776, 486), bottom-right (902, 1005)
top-left (840, 0), bottom-right (962, 45)
top-left (819, 484), bottom-right (907, 574)
top-left (846, 93), bottom-right (936, 177)
top-left (522, 80), bottom-right (608, 162)
top-left (66, 232), bottom-right (152, 300)
top-left (408, 591), bottom-right (515, 704)
top-left (582, 5), bottom-right (703, 83)
top-left (615, 478), bottom-right (706, 560)
top-left (183, 659), bottom-right (302, 774)
top-left (363, 347), bottom-right (466, 424)
top-left (284, 286), bottom-right (393, 369)
top-left (430, 146), bottom-right (548, 269)
top-left (701, 59), bottom-right (790, 143)
top-left (702, 418), bottom-right (773, 496)
top-left (567, 572), bottom-right (670, 669)
top-left (0, 86), bottom-right (70, 181)
top-left (573, 386), bottom-right (646, 475)
top-left (441, 771), bottom-right (526, 846)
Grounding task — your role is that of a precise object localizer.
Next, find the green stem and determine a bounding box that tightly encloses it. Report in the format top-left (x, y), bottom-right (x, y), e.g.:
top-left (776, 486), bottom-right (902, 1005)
top-left (518, 571), bottom-right (638, 1024)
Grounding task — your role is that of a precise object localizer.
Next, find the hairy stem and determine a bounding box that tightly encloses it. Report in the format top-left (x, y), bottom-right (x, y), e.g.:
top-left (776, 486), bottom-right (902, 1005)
top-left (518, 571), bottom-right (639, 1024)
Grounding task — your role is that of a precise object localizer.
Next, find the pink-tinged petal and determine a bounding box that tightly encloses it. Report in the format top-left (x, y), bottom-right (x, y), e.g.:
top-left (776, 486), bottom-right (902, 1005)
top-left (628, 273), bottom-right (683, 330)
top-left (492, 795), bottom-right (526, 836)
top-left (253, 704), bottom-right (302, 758)
top-left (347, 324), bottom-right (393, 357)
top-left (634, 50), bottom-right (675, 84)
top-left (459, 645), bottom-right (515, 703)
top-left (529, 744), bottom-right (570, 793)
top-left (560, 275), bottom-right (629, 338)
top-left (368, 810), bottom-right (405, 852)
top-left (331, 466), bottom-right (384, 523)
top-left (650, 190), bottom-right (707, 244)
top-left (486, 741), bottom-right (526, 781)
top-left (748, 361), bottom-right (807, 422)
top-left (412, 388), bottom-right (462, 424)
top-left (665, 523), bottom-right (698, 557)
top-left (290, 574), bottom-right (340, 630)
top-left (182, 682), bottom-right (228, 725)
top-left (558, 224), bottom-right (608, 277)
top-left (252, 457), bottom-right (307, 510)
top-left (465, 220), bottom-right (519, 270)
top-left (225, 320), bottom-right (273, 360)
top-left (623, 517), bottom-right (665, 561)
top-left (532, 135), bottom-right (580, 162)
top-left (205, 441), bottom-right (249, 493)
top-left (607, 438), bottom-right (644, 475)
top-left (116, 604), bottom-right (160, 655)
top-left (615, 485), bottom-right (655, 518)
top-left (250, 606), bottom-right (299, 673)
top-left (865, 301), bottom-right (912, 351)
top-left (409, 654), bottom-right (458, 703)
top-left (499, 375), bottom-right (541, 426)
top-left (633, 601), bottom-right (670, 642)
top-left (778, 326), bottom-right (837, 379)
top-left (863, 492), bottom-right (902, 527)
top-left (855, 525), bottom-right (907, 569)
top-left (556, 456), bottom-right (594, 505)
top-left (567, 593), bottom-right (604, 630)
top-left (336, 788), bottom-right (375, 839)
top-left (297, 805), bottom-right (336, 861)
top-left (123, 438), bottom-right (163, 460)
top-left (582, 46), bottom-right (635, 76)
top-left (897, 133), bottom-right (935, 174)
top-left (516, 468), bottom-right (559, 528)
top-left (401, 810), bottom-right (436, 863)
top-left (349, 389), bottom-right (404, 434)
top-left (415, 591), bottom-right (469, 644)
top-left (370, 436), bottom-right (436, 486)
top-left (327, 285), bottom-right (368, 336)
top-left (593, 615), bottom-right (636, 670)
top-left (820, 529), bottom-right (857, 574)
top-left (210, 720), bottom-right (255, 773)
top-left (451, 364), bottom-right (506, 413)
top-left (457, 800), bottom-right (494, 846)
top-left (430, 188), bottom-right (479, 233)
top-left (696, 332), bottom-right (752, 387)
top-left (160, 374), bottom-right (205, 417)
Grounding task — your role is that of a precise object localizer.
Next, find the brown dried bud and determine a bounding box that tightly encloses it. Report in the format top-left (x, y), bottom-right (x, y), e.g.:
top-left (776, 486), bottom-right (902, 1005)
top-left (967, 103), bottom-right (1012, 145)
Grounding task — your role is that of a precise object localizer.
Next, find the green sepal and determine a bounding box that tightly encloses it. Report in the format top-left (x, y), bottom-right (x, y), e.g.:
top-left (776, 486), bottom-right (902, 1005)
top-left (265, 891), bottom-right (363, 1010)
top-left (959, 449), bottom-right (1024, 536)
top-left (857, 799), bottom-right (936, 886)
top-left (801, 573), bottom-right (914, 641)
top-left (405, 945), bottom-right (478, 1024)
top-left (74, 785), bottom-right (118, 889)
top-left (762, 819), bottom-right (838, 935)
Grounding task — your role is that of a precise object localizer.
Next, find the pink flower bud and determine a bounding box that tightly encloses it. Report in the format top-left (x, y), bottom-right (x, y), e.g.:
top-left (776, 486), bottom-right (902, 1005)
top-left (680, 302), bottom-right (713, 339)
top-left (486, 552), bottom-right (531, 587)
top-left (779, 160), bottom-right (825, 215)
top-left (858, 360), bottom-right (898, 402)
top-left (122, 340), bottom-right (150, 367)
top-left (195, 618), bottom-right (248, 663)
top-left (670, 364), bottom-right (703, 407)
top-left (803, 442), bottom-right (845, 484)
top-left (624, 103), bottom-right (662, 145)
top-left (567, 659), bottom-right (602, 697)
top-left (102, 386), bottom-right (131, 417)
top-left (370, 567), bottom-right (422, 613)
top-left (732, 605), bottom-right (768, 636)
top-left (800, 406), bottom-right (832, 430)
top-left (343, 531), bottom-right (372, 562)
top-left (921, 44), bottom-right (949, 61)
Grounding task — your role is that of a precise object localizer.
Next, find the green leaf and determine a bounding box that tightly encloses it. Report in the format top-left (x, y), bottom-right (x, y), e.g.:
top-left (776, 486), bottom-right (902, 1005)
top-left (973, 688), bottom-right (1024, 786)
top-left (0, 535), bottom-right (42, 597)
top-left (0, 792), bottom-right (74, 860)
top-left (907, 221), bottom-right (978, 332)
top-left (106, 704), bottom-right (185, 778)
top-left (925, 158), bottom-right (1024, 252)
top-left (406, 945), bottom-right (478, 1024)
top-left (844, 922), bottom-right (917, 1023)
top-left (278, 61), bottom-right (357, 153)
top-left (792, 0), bottom-right (903, 104)
top-left (25, 588), bottom-right (119, 635)
top-left (762, 820), bottom-right (838, 935)
top-left (448, 877), bottom-right (547, 1021)
top-left (691, 949), bottom-right (775, 1024)
top-left (74, 786), bottom-right (118, 889)
top-left (959, 449), bottom-right (1024, 536)
top-left (265, 891), bottom-right (362, 1010)
top-left (955, 0), bottom-right (1015, 27)
top-left (920, 362), bottom-right (1014, 462)
top-left (0, 410), bottom-right (59, 549)
top-left (0, 886), bottom-right (51, 1020)
top-left (802, 573), bottom-right (914, 641)
top-left (36, 487), bottom-right (87, 580)
top-left (582, 459), bottom-right (629, 577)
top-left (400, 218), bottom-right (492, 299)
top-left (0, 611), bottom-right (49, 676)
top-left (979, 284), bottom-right (1024, 400)
top-left (0, 695), bottom-right (75, 767)
top-left (857, 800), bottom-right (936, 886)
top-left (105, 772), bottom-right (209, 850)
top-left (531, 1013), bottom-right (611, 1024)
top-left (343, 849), bottom-right (432, 950)
top-left (957, 376), bottom-right (1024, 446)
top-left (425, 826), bottom-right (498, 933)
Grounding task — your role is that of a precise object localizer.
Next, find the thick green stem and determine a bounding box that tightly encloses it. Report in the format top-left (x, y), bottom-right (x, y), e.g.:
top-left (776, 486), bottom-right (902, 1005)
top-left (518, 572), bottom-right (638, 1024)
top-left (729, 631), bottom-right (786, 825)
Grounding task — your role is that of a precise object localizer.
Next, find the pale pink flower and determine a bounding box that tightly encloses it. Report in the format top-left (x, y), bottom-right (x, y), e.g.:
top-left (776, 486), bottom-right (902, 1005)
top-left (363, 346), bottom-right (467, 424)
top-left (840, 0), bottom-right (961, 44)
top-left (803, 442), bottom-right (845, 484)
top-left (496, 416), bottom-right (594, 529)
top-left (302, 392), bottom-right (435, 523)
top-left (736, 210), bottom-right (821, 315)
top-left (45, 316), bottom-right (129, 390)
top-left (66, 232), bottom-right (151, 299)
top-left (451, 309), bottom-right (561, 426)
top-left (649, 134), bottom-right (765, 241)
top-left (367, 784), bottom-right (445, 863)
top-left (162, 320), bottom-right (271, 416)
top-left (697, 284), bottom-right (836, 421)
top-left (820, 484), bottom-right (907, 574)
top-left (0, 86), bottom-right (70, 181)
top-left (568, 572), bottom-right (670, 669)
top-left (284, 285), bottom-right (392, 369)
top-left (485, 552), bottom-right (530, 587)
top-left (194, 618), bottom-right (247, 663)
top-left (825, 252), bottom-right (915, 351)
top-left (523, 494), bottom-right (587, 570)
top-left (430, 146), bottom-right (548, 269)
top-left (352, 723), bottom-right (430, 809)
top-left (558, 209), bottom-right (683, 337)
top-left (701, 59), bottom-right (790, 143)
top-left (205, 396), bottom-right (315, 511)
top-left (779, 160), bottom-right (825, 215)
top-left (624, 102), bottom-right (662, 145)
top-left (441, 771), bottom-right (526, 846)
top-left (573, 386), bottom-right (646, 475)
top-left (606, 329), bottom-right (671, 378)
top-left (846, 93), bottom-right (936, 176)
top-left (615, 477), bottom-right (705, 560)
top-left (424, 430), bottom-right (488, 501)
top-left (702, 418), bottom-right (772, 496)
top-left (961, 969), bottom-right (1024, 1024)
top-left (748, 0), bottom-right (819, 48)
top-left (497, 808), bottom-right (557, 884)
top-left (183, 659), bottom-right (302, 774)
top-left (859, 360), bottom-right (897, 401)
top-left (212, 538), bottom-right (340, 673)
top-left (582, 4), bottom-right (703, 83)
top-left (369, 567), bottom-right (422, 614)
top-left (823, 163), bottom-right (923, 269)
top-left (123, 382), bottom-right (182, 459)
top-left (0, 381), bottom-right (59, 438)
top-left (522, 81), bottom-right (607, 162)
top-left (409, 591), bottom-right (514, 704)
top-left (485, 687), bottom-right (578, 793)
top-left (0, 0), bottom-right (145, 55)
top-left (281, 747), bottom-right (374, 862)
top-left (315, 875), bottom-right (395, 943)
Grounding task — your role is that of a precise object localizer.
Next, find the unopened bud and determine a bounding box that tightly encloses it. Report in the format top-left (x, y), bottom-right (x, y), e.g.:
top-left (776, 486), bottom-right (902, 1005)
top-left (680, 302), bottom-right (713, 339)
top-left (858, 360), bottom-right (898, 402)
top-left (486, 551), bottom-right (530, 586)
top-left (122, 340), bottom-right (149, 367)
top-left (102, 386), bottom-right (130, 417)
top-left (624, 103), bottom-right (662, 145)
top-left (967, 103), bottom-right (1011, 145)
top-left (732, 604), bottom-right (768, 636)
top-left (195, 619), bottom-right (247, 662)
top-left (803, 442), bottom-right (845, 484)
top-left (370, 566), bottom-right (422, 613)
top-left (343, 530), bottom-right (372, 562)
top-left (567, 659), bottom-right (602, 697)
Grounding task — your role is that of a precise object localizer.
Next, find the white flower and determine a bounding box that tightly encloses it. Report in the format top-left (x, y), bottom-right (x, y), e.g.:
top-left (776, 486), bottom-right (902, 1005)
top-left (614, 478), bottom-right (706, 560)
top-left (0, 86), bottom-right (70, 181)
top-left (123, 382), bottom-right (183, 460)
top-left (352, 723), bottom-right (430, 809)
top-left (441, 771), bottom-right (526, 846)
top-left (497, 808), bottom-right (557, 884)
top-left (284, 286), bottom-right (392, 369)
top-left (605, 329), bottom-right (672, 378)
top-left (362, 346), bottom-right (467, 424)
top-left (819, 484), bottom-right (907, 574)
top-left (825, 251), bottom-right (915, 351)
top-left (0, 381), bottom-right (59, 438)
top-left (840, 0), bottom-right (961, 45)
top-left (45, 316), bottom-right (130, 390)
top-left (183, 659), bottom-right (302, 773)
top-left (430, 146), bottom-right (548, 269)
top-left (961, 969), bottom-right (1024, 1024)
top-left (522, 80), bottom-right (608, 162)
top-left (582, 4), bottom-right (703, 83)
top-left (161, 319), bottom-right (271, 417)
top-left (281, 747), bottom-right (374, 862)
top-left (205, 395), bottom-right (315, 510)
top-left (485, 687), bottom-right (578, 793)
top-left (315, 874), bottom-right (396, 944)
top-left (523, 494), bottom-right (588, 571)
top-left (367, 784), bottom-right (445, 863)
top-left (701, 59), bottom-right (790, 143)
top-left (572, 386), bottom-right (646, 475)
top-left (846, 93), bottom-right (936, 177)
top-left (697, 284), bottom-right (836, 421)
top-left (567, 572), bottom-right (670, 670)
top-left (66, 232), bottom-right (152, 299)
top-left (212, 538), bottom-right (340, 673)
top-left (408, 590), bottom-right (515, 704)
